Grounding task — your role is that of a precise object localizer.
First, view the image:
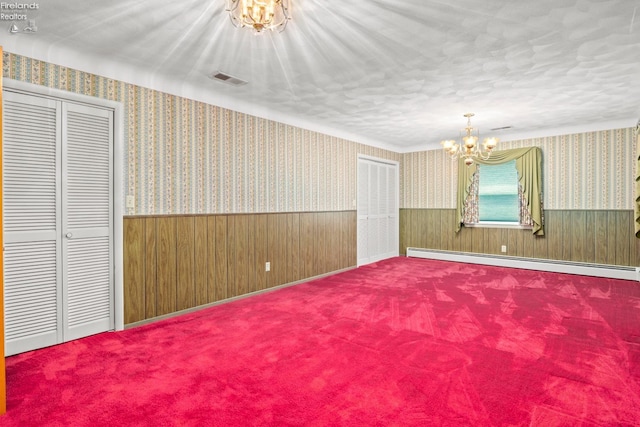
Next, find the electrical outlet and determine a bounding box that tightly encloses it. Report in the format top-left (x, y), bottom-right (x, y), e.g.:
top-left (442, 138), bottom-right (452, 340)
top-left (126, 195), bottom-right (135, 209)
top-left (265, 262), bottom-right (270, 272)
top-left (501, 245), bottom-right (507, 253)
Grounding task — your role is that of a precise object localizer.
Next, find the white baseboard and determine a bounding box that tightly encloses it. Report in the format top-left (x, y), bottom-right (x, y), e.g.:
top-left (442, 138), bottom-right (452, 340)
top-left (406, 248), bottom-right (639, 282)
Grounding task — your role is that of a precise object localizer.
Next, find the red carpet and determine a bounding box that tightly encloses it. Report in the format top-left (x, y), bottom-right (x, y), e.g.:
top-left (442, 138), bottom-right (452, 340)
top-left (3, 257), bottom-right (640, 426)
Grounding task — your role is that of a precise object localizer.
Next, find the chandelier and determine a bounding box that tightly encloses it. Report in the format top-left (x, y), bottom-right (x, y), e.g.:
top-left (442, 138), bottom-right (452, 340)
top-left (226, 0), bottom-right (290, 34)
top-left (441, 113), bottom-right (499, 166)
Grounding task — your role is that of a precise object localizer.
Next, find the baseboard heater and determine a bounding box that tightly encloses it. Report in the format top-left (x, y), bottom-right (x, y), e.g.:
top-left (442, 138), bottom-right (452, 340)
top-left (406, 248), bottom-right (640, 282)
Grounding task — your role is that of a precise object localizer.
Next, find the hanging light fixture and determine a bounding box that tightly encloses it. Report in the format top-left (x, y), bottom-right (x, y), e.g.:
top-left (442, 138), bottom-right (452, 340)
top-left (441, 113), bottom-right (499, 166)
top-left (226, 0), bottom-right (290, 34)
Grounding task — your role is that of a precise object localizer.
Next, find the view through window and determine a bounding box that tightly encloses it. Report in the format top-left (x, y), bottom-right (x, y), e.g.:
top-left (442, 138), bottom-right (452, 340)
top-left (478, 160), bottom-right (519, 223)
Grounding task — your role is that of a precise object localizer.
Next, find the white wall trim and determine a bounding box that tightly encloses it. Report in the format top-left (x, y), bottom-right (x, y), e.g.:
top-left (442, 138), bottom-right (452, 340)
top-left (357, 153), bottom-right (400, 167)
top-left (406, 248), bottom-right (639, 282)
top-left (3, 78), bottom-right (125, 331)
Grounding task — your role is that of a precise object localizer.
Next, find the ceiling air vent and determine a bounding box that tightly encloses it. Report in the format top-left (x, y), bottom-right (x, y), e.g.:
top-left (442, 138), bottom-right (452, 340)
top-left (490, 126), bottom-right (513, 131)
top-left (209, 71), bottom-right (248, 87)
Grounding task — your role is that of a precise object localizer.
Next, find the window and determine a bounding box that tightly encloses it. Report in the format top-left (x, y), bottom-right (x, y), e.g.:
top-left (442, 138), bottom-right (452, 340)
top-left (455, 147), bottom-right (544, 235)
top-left (460, 162), bottom-right (528, 229)
top-left (478, 161), bottom-right (519, 223)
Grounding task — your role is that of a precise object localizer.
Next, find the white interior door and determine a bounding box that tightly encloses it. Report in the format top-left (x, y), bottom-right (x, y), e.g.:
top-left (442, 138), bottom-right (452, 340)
top-left (357, 157), bottom-right (399, 266)
top-left (62, 102), bottom-right (114, 341)
top-left (3, 91), bottom-right (115, 356)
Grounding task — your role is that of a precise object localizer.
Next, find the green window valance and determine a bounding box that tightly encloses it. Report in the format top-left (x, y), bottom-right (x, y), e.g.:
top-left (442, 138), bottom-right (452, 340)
top-left (456, 147), bottom-right (544, 235)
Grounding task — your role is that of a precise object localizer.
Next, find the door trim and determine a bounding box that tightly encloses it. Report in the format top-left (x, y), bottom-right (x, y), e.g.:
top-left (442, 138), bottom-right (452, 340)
top-left (3, 78), bottom-right (125, 332)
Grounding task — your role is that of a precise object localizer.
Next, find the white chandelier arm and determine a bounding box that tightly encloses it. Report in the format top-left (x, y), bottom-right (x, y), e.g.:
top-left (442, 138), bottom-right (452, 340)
top-left (479, 151), bottom-right (491, 161)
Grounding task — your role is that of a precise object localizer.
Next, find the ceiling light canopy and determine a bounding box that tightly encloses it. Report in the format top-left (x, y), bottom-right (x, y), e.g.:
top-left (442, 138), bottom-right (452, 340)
top-left (441, 113), bottom-right (498, 166)
top-left (226, 0), bottom-right (290, 34)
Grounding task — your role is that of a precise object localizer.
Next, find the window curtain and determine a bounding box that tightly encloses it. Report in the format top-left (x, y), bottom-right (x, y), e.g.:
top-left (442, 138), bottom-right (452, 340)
top-left (635, 121), bottom-right (640, 238)
top-left (462, 172), bottom-right (480, 224)
top-left (456, 147), bottom-right (544, 235)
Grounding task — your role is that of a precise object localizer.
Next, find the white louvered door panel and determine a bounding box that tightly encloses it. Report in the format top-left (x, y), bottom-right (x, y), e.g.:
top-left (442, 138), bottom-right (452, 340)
top-left (387, 164), bottom-right (399, 257)
top-left (380, 163), bottom-right (398, 259)
top-left (368, 163), bottom-right (383, 263)
top-left (3, 92), bottom-right (62, 356)
top-left (377, 165), bottom-right (391, 261)
top-left (61, 102), bottom-right (114, 341)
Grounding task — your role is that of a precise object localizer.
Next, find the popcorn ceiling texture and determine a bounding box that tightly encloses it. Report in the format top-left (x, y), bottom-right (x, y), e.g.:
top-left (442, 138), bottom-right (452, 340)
top-left (3, 52), bottom-right (634, 214)
top-left (10, 0), bottom-right (638, 150)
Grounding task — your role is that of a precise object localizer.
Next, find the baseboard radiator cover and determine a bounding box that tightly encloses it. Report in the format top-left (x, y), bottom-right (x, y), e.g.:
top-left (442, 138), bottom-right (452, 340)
top-left (406, 248), bottom-right (639, 282)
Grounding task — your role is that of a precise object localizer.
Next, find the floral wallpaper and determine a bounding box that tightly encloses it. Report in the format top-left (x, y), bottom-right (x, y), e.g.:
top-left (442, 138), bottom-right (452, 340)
top-left (3, 52), bottom-right (399, 215)
top-left (4, 52), bottom-right (634, 214)
top-left (402, 128), bottom-right (636, 210)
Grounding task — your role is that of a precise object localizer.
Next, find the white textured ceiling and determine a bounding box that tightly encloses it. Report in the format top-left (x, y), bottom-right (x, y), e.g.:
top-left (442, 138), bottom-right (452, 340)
top-left (1, 0), bottom-right (639, 151)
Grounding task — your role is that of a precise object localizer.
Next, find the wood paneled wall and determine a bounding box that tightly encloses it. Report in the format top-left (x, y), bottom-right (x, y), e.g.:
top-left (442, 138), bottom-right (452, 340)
top-left (400, 209), bottom-right (640, 267)
top-left (124, 211), bottom-right (356, 324)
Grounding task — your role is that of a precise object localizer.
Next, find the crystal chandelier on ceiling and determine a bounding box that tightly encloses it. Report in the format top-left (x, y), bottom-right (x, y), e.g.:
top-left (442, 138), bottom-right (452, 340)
top-left (226, 0), bottom-right (290, 34)
top-left (441, 113), bottom-right (499, 166)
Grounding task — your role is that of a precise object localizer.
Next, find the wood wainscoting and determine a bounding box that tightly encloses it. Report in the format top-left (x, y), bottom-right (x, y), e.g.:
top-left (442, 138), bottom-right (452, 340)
top-left (124, 211), bottom-right (356, 325)
top-left (400, 209), bottom-right (640, 267)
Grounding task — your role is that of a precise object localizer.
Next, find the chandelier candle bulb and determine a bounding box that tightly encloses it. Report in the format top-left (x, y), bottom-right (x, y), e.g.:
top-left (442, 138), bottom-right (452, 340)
top-left (464, 136), bottom-right (477, 149)
top-left (484, 137), bottom-right (498, 150)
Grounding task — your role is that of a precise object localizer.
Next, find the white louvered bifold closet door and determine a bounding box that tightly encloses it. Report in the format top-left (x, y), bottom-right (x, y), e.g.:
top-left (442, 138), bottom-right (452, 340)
top-left (357, 158), bottom-right (399, 266)
top-left (61, 102), bottom-right (114, 341)
top-left (3, 92), bottom-right (62, 356)
top-left (3, 91), bottom-right (114, 356)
